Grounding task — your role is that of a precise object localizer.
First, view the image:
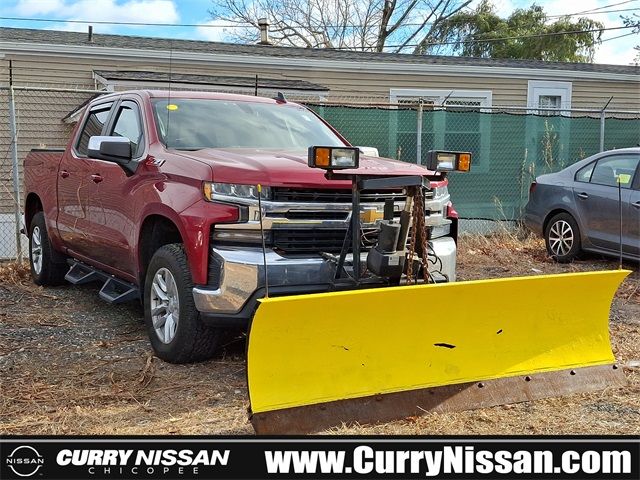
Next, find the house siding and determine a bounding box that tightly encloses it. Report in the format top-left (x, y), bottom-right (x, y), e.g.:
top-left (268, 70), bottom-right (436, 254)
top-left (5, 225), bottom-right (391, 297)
top-left (3, 54), bottom-right (639, 109)
top-left (0, 49), bottom-right (638, 217)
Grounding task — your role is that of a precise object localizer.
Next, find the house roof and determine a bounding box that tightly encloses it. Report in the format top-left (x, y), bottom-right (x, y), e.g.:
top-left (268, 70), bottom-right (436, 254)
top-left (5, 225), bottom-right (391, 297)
top-left (93, 70), bottom-right (328, 91)
top-left (1, 26), bottom-right (638, 75)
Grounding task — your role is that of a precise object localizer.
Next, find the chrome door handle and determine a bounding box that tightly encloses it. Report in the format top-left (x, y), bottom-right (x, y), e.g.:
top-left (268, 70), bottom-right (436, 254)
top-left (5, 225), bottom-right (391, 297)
top-left (59, 170), bottom-right (69, 178)
top-left (91, 174), bottom-right (103, 183)
top-left (577, 192), bottom-right (589, 199)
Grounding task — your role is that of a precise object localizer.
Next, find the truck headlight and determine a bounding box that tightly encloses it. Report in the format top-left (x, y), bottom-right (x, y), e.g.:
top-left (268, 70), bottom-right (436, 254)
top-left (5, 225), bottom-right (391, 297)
top-left (203, 182), bottom-right (271, 201)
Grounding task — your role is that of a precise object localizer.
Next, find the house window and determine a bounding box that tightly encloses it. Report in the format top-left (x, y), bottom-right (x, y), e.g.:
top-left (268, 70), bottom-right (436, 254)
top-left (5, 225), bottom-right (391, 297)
top-left (527, 81), bottom-right (572, 116)
top-left (389, 89), bottom-right (492, 171)
top-left (538, 95), bottom-right (562, 116)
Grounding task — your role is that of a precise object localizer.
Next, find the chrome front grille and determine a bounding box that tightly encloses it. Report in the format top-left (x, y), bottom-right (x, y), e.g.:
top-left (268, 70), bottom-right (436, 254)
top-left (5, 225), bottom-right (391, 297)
top-left (272, 228), bottom-right (379, 254)
top-left (272, 188), bottom-right (407, 203)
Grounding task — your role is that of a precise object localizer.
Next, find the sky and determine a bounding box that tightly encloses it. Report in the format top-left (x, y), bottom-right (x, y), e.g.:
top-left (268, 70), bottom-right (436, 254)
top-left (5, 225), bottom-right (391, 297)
top-left (0, 0), bottom-right (638, 64)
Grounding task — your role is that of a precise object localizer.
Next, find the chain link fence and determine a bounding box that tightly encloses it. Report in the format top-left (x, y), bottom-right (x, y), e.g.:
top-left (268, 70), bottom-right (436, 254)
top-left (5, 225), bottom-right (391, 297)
top-left (307, 102), bottom-right (640, 232)
top-left (2, 86), bottom-right (639, 258)
top-left (0, 86), bottom-right (103, 260)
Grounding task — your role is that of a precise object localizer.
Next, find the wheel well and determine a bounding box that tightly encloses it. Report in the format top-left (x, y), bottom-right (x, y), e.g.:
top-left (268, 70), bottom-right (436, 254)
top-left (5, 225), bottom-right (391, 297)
top-left (25, 193), bottom-right (43, 231)
top-left (542, 209), bottom-right (573, 235)
top-left (138, 215), bottom-right (183, 283)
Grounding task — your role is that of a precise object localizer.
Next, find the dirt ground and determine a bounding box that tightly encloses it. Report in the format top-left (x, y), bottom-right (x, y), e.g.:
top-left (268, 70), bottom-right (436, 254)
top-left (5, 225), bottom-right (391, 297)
top-left (1, 234), bottom-right (638, 435)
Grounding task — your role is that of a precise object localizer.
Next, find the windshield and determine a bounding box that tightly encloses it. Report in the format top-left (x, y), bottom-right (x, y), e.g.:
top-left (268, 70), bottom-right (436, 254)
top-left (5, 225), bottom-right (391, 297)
top-left (152, 98), bottom-right (346, 151)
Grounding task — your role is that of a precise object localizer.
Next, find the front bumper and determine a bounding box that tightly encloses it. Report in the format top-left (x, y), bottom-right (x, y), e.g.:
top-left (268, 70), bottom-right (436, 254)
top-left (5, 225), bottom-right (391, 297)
top-left (193, 237), bottom-right (457, 324)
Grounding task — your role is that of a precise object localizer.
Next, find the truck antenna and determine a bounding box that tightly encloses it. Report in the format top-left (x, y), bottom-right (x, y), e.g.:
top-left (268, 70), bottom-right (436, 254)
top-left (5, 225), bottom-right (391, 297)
top-left (257, 184), bottom-right (269, 298)
top-left (166, 40), bottom-right (173, 147)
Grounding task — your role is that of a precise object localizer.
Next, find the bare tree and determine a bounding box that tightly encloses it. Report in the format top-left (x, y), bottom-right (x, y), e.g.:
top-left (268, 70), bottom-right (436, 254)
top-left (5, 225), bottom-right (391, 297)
top-left (208, 0), bottom-right (472, 53)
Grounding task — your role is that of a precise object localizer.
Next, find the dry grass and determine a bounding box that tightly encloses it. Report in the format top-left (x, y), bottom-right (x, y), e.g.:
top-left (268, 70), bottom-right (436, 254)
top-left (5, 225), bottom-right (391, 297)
top-left (1, 234), bottom-right (638, 435)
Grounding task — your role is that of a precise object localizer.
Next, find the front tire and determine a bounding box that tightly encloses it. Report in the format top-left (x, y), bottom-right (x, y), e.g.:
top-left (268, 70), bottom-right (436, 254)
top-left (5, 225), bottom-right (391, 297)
top-left (144, 244), bottom-right (221, 363)
top-left (544, 213), bottom-right (581, 263)
top-left (29, 212), bottom-right (67, 285)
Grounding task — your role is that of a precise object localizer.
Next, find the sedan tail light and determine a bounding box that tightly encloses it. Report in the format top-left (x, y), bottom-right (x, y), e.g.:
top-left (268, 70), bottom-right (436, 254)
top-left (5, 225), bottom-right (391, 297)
top-left (529, 182), bottom-right (537, 196)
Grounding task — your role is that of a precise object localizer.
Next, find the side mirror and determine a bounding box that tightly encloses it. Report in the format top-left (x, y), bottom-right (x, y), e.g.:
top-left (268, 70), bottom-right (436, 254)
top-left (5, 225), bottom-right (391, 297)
top-left (87, 136), bottom-right (132, 164)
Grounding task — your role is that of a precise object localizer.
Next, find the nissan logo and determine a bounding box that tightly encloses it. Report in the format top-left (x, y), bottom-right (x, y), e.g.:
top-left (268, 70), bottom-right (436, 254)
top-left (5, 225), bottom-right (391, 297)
top-left (5, 446), bottom-right (44, 477)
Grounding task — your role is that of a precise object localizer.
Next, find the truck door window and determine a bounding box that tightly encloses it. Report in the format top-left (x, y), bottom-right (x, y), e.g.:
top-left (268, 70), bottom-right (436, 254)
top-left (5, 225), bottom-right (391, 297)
top-left (76, 103), bottom-right (113, 156)
top-left (110, 102), bottom-right (144, 158)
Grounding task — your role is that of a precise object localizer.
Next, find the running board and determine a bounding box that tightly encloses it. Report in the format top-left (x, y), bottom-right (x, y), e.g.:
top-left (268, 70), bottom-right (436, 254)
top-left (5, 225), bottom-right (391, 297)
top-left (99, 277), bottom-right (139, 304)
top-left (65, 260), bottom-right (140, 304)
top-left (65, 262), bottom-right (102, 284)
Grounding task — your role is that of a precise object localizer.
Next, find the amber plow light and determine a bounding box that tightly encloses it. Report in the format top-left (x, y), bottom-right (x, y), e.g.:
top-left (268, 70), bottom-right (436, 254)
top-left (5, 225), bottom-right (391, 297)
top-left (308, 146), bottom-right (359, 170)
top-left (426, 150), bottom-right (472, 172)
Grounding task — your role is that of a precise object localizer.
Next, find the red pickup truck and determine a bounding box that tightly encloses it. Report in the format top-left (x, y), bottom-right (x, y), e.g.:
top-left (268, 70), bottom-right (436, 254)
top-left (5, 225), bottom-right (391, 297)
top-left (24, 90), bottom-right (459, 363)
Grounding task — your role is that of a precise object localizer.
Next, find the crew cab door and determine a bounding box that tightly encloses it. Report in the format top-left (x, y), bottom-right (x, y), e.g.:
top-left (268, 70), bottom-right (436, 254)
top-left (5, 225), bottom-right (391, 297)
top-left (85, 99), bottom-right (146, 276)
top-left (57, 100), bottom-right (114, 260)
top-left (572, 153), bottom-right (639, 253)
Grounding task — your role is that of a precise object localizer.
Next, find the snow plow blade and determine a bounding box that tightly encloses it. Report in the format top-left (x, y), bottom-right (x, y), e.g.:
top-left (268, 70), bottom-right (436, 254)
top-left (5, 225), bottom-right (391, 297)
top-left (247, 270), bottom-right (630, 434)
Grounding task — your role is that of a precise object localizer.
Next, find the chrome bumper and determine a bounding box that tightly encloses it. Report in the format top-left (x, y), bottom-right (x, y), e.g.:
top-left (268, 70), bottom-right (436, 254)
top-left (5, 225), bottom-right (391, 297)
top-left (192, 237), bottom-right (457, 316)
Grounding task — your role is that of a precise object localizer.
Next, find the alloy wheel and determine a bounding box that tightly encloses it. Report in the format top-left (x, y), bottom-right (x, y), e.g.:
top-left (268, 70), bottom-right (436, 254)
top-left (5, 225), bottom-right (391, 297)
top-left (548, 220), bottom-right (574, 256)
top-left (31, 226), bottom-right (43, 275)
top-left (150, 267), bottom-right (180, 344)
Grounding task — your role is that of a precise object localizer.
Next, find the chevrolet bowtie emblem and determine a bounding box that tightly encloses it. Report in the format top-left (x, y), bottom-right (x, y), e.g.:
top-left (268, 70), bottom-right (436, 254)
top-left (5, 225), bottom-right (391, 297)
top-left (360, 209), bottom-right (384, 223)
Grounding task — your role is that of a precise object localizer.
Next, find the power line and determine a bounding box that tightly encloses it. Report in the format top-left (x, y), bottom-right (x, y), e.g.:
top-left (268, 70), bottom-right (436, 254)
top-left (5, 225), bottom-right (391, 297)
top-left (374, 25), bottom-right (634, 50)
top-left (547, 7), bottom-right (640, 19)
top-left (567, 0), bottom-right (638, 16)
top-left (1, 6), bottom-right (638, 29)
top-left (0, 20), bottom-right (631, 50)
top-left (600, 30), bottom-right (639, 42)
top-left (0, 17), bottom-right (252, 28)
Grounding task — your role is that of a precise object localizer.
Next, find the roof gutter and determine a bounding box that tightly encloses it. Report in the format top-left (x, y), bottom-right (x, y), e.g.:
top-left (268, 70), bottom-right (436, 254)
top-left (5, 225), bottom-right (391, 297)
top-left (2, 42), bottom-right (639, 83)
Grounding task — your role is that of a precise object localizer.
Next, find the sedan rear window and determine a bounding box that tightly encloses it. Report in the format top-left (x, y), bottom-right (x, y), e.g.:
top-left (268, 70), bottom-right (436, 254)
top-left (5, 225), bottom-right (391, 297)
top-left (575, 162), bottom-right (595, 183)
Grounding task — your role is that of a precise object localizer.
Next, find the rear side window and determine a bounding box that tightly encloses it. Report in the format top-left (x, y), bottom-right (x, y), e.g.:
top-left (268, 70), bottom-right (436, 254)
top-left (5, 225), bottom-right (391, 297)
top-left (575, 162), bottom-right (595, 183)
top-left (76, 103), bottom-right (113, 156)
top-left (590, 155), bottom-right (639, 189)
top-left (109, 101), bottom-right (144, 157)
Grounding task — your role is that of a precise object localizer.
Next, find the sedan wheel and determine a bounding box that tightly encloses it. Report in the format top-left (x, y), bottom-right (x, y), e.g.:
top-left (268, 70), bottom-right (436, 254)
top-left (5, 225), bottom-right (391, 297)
top-left (548, 220), bottom-right (574, 257)
top-left (544, 213), bottom-right (581, 263)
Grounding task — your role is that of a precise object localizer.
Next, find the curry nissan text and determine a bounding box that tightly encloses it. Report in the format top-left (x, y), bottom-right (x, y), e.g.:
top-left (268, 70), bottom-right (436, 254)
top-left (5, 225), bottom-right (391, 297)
top-left (24, 90), bottom-right (459, 363)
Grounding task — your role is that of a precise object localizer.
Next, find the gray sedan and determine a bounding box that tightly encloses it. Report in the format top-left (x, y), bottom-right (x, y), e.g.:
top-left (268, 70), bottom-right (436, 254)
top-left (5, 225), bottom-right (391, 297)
top-left (524, 147), bottom-right (639, 263)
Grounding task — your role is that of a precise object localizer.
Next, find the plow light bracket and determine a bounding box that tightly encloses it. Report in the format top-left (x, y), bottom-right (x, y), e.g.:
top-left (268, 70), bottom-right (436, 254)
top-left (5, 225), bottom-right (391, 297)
top-left (308, 146), bottom-right (360, 170)
top-left (426, 150), bottom-right (472, 172)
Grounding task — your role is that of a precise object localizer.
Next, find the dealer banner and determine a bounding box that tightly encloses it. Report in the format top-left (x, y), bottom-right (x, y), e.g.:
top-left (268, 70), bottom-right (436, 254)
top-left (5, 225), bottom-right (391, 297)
top-left (1, 436), bottom-right (638, 479)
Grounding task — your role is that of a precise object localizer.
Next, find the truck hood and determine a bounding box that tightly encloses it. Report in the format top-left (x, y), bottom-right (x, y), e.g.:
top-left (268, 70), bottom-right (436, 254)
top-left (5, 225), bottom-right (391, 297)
top-left (176, 148), bottom-right (439, 188)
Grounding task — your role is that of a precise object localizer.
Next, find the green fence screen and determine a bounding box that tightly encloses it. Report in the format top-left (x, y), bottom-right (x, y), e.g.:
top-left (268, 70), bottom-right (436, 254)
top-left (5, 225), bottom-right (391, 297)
top-left (308, 105), bottom-right (640, 221)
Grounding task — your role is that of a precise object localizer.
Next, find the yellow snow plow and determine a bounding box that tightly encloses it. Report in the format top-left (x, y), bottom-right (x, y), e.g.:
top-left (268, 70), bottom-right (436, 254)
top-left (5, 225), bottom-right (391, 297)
top-left (248, 270), bottom-right (628, 433)
top-left (246, 148), bottom-right (629, 434)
